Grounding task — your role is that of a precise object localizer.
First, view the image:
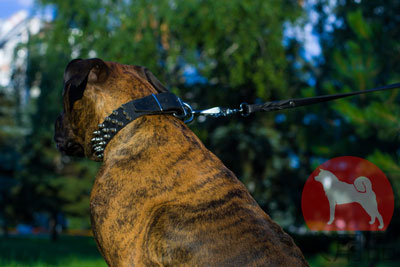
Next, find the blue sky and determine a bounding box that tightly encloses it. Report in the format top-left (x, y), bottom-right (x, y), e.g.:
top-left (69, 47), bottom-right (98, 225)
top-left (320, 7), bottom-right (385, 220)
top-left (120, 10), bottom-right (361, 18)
top-left (0, 0), bottom-right (33, 19)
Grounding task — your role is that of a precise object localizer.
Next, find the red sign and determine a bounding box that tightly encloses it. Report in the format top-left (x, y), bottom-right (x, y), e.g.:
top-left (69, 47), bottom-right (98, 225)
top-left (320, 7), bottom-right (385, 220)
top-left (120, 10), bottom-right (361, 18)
top-left (302, 156), bottom-right (394, 231)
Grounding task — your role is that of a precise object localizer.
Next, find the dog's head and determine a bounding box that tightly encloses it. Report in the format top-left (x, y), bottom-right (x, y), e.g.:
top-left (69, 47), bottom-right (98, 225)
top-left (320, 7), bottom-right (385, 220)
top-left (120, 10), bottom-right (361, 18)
top-left (314, 169), bottom-right (325, 183)
top-left (54, 58), bottom-right (168, 161)
top-left (314, 169), bottom-right (337, 189)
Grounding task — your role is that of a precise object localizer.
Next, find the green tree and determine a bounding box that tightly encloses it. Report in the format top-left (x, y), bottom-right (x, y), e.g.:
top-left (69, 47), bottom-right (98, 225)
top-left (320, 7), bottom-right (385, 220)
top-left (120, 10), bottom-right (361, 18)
top-left (0, 86), bottom-right (20, 236)
top-left (12, 28), bottom-right (100, 240)
top-left (314, 1), bottom-right (400, 190)
top-left (16, 0), bottom-right (308, 229)
top-left (0, 55), bottom-right (29, 234)
top-left (309, 1), bottom-right (400, 245)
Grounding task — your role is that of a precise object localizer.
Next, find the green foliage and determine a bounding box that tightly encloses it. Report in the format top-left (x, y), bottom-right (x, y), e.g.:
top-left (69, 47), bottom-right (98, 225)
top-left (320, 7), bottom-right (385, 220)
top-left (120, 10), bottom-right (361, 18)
top-left (0, 67), bottom-right (28, 228)
top-left (347, 9), bottom-right (372, 40)
top-left (10, 24), bottom-right (100, 228)
top-left (9, 0), bottom-right (306, 229)
top-left (6, 0), bottom-right (399, 240)
top-left (0, 236), bottom-right (106, 267)
top-left (315, 1), bottom-right (400, 204)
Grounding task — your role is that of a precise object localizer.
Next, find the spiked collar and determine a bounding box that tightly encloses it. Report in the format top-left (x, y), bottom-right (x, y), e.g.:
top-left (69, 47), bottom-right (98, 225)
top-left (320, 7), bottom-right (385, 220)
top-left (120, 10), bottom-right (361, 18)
top-left (91, 93), bottom-right (187, 160)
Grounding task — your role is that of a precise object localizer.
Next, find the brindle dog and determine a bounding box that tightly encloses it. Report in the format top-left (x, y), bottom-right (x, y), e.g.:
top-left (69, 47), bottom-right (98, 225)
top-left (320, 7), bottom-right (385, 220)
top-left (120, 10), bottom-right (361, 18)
top-left (54, 58), bottom-right (308, 266)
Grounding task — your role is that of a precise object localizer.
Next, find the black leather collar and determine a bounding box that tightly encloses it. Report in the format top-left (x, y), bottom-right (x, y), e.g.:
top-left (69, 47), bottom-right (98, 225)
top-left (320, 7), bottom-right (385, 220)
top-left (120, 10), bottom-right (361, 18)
top-left (91, 92), bottom-right (186, 159)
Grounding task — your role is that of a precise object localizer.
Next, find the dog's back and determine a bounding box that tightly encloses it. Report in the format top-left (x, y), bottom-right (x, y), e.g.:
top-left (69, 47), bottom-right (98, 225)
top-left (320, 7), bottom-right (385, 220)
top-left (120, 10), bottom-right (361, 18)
top-left (90, 115), bottom-right (307, 266)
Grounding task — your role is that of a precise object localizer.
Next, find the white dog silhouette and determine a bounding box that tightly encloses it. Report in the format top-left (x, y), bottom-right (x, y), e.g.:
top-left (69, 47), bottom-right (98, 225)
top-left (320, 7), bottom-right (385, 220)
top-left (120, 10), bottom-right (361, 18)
top-left (314, 169), bottom-right (383, 229)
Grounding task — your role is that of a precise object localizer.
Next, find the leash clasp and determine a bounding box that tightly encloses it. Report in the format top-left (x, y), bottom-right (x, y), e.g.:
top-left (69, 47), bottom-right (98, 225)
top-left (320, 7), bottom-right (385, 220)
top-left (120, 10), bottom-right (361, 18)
top-left (174, 101), bottom-right (252, 124)
top-left (174, 98), bottom-right (251, 124)
top-left (195, 103), bottom-right (250, 118)
top-left (195, 107), bottom-right (239, 117)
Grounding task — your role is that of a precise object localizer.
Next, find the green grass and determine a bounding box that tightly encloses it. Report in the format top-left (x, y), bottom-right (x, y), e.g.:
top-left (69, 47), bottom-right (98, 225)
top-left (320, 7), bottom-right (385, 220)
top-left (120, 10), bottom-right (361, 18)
top-left (0, 235), bottom-right (107, 267)
top-left (2, 234), bottom-right (400, 267)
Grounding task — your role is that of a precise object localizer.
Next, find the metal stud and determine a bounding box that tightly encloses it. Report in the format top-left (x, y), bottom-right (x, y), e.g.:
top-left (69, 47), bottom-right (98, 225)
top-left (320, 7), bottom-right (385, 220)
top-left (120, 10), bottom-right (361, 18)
top-left (126, 116), bottom-right (132, 121)
top-left (93, 130), bottom-right (101, 135)
top-left (111, 128), bottom-right (117, 133)
top-left (104, 134), bottom-right (111, 139)
top-left (98, 123), bottom-right (105, 128)
top-left (105, 117), bottom-right (111, 122)
top-left (111, 119), bottom-right (117, 124)
top-left (97, 154), bottom-right (103, 158)
top-left (112, 110), bottom-right (118, 115)
top-left (118, 121), bottom-right (124, 126)
top-left (91, 137), bottom-right (103, 142)
top-left (102, 128), bottom-right (110, 133)
top-left (94, 147), bottom-right (104, 152)
top-left (123, 111), bottom-right (127, 115)
top-left (98, 141), bottom-right (106, 146)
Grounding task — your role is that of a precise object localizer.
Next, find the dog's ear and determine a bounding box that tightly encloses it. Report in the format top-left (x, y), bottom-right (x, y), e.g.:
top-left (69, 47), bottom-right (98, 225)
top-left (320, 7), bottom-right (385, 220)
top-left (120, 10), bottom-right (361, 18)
top-left (135, 66), bottom-right (168, 93)
top-left (63, 58), bottom-right (109, 111)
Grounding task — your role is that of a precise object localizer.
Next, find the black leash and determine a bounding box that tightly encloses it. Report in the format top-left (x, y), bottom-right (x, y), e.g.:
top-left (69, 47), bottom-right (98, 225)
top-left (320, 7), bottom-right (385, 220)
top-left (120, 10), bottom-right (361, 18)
top-left (244, 82), bottom-right (400, 114)
top-left (92, 82), bottom-right (400, 159)
top-left (186, 82), bottom-right (400, 121)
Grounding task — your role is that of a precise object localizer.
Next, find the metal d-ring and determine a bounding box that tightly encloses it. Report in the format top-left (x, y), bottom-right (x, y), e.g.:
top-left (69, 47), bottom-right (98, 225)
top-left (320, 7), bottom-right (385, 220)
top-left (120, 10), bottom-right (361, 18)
top-left (182, 102), bottom-right (195, 123)
top-left (173, 98), bottom-right (195, 124)
top-left (239, 103), bottom-right (250, 117)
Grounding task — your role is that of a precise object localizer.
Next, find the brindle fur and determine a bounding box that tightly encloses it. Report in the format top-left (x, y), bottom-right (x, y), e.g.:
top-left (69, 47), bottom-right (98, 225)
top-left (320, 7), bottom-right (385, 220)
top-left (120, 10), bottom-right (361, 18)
top-left (55, 58), bottom-right (308, 266)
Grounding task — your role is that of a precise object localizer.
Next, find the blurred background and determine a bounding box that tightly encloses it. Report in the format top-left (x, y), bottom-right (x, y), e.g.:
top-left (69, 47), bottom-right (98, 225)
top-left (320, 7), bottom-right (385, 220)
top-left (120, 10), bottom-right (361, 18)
top-left (0, 0), bottom-right (399, 266)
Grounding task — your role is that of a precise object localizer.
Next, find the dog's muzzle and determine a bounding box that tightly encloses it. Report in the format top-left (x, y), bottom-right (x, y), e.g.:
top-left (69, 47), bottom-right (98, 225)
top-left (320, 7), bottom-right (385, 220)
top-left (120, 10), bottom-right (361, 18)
top-left (54, 114), bottom-right (85, 157)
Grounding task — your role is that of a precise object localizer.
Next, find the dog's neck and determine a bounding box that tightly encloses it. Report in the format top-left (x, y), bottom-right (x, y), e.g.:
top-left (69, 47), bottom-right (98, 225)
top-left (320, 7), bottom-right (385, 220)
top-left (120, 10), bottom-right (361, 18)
top-left (88, 92), bottom-right (187, 160)
top-left (94, 114), bottom-right (222, 201)
top-left (101, 114), bottom-right (204, 164)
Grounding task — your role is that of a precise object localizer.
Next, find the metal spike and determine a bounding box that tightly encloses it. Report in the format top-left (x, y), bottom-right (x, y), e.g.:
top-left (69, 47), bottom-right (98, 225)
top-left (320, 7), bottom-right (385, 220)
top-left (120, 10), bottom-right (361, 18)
top-left (94, 142), bottom-right (101, 147)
